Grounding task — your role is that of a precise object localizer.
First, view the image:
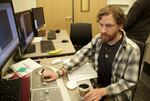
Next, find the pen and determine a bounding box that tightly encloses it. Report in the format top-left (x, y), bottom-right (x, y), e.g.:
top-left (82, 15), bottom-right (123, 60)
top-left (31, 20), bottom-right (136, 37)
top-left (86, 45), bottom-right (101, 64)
top-left (23, 63), bottom-right (31, 69)
top-left (41, 69), bottom-right (44, 73)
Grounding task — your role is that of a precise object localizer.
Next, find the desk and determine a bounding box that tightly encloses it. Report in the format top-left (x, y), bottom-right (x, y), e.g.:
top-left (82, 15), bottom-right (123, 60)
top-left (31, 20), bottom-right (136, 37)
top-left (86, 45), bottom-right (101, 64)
top-left (2, 56), bottom-right (92, 101)
top-left (33, 56), bottom-right (93, 101)
top-left (19, 30), bottom-right (75, 59)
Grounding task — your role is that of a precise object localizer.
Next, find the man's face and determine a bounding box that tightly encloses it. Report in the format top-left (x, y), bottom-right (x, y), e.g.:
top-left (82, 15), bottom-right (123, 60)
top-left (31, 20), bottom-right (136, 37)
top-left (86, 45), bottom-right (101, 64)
top-left (98, 14), bottom-right (122, 43)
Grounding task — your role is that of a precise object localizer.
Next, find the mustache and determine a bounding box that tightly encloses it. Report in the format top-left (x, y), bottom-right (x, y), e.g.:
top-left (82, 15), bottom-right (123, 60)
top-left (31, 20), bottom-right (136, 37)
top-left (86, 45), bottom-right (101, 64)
top-left (101, 32), bottom-right (110, 37)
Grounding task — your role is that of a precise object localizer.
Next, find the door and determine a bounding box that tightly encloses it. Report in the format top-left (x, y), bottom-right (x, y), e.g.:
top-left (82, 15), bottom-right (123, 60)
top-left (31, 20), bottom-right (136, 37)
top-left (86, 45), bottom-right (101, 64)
top-left (74, 0), bottom-right (106, 36)
top-left (36, 0), bottom-right (72, 33)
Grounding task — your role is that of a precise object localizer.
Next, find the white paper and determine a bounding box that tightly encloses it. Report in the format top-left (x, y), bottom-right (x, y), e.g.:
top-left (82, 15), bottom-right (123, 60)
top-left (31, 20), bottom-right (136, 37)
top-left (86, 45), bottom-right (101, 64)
top-left (32, 37), bottom-right (43, 43)
top-left (11, 58), bottom-right (42, 77)
top-left (63, 58), bottom-right (71, 64)
top-left (67, 63), bottom-right (97, 82)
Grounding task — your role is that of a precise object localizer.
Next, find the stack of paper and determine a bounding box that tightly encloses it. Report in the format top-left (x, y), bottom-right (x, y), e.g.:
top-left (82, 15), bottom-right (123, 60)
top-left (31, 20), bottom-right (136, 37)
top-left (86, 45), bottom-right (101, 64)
top-left (67, 63), bottom-right (97, 82)
top-left (11, 58), bottom-right (42, 77)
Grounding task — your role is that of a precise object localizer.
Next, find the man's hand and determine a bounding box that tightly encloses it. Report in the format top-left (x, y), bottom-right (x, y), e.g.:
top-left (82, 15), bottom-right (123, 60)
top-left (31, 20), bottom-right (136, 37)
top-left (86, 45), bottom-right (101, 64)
top-left (41, 69), bottom-right (57, 82)
top-left (83, 88), bottom-right (108, 101)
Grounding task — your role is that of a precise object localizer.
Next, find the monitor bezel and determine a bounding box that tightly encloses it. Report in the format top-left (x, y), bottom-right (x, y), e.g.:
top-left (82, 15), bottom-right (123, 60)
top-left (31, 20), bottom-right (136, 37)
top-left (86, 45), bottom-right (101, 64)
top-left (0, 0), bottom-right (19, 69)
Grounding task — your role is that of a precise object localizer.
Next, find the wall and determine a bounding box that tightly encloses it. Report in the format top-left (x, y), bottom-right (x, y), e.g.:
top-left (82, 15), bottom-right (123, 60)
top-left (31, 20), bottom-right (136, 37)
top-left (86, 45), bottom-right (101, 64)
top-left (106, 0), bottom-right (136, 14)
top-left (12, 0), bottom-right (36, 13)
top-left (11, 0), bottom-right (136, 35)
top-left (14, 0), bottom-right (137, 36)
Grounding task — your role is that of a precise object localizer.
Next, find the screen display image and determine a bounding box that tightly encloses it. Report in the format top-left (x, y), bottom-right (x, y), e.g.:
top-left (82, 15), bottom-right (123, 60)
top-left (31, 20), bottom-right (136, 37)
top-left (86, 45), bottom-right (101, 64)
top-left (0, 10), bottom-right (13, 49)
top-left (23, 12), bottom-right (33, 37)
top-left (0, 2), bottom-right (19, 68)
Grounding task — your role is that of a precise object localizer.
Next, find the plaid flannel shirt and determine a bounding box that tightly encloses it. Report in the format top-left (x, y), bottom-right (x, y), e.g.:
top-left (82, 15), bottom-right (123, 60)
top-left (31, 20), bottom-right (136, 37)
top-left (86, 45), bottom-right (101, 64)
top-left (63, 30), bottom-right (140, 101)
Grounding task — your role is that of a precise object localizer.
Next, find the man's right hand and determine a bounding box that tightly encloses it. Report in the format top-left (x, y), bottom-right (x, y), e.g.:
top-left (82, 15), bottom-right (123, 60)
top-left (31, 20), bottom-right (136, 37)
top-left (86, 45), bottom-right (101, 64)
top-left (41, 69), bottom-right (58, 82)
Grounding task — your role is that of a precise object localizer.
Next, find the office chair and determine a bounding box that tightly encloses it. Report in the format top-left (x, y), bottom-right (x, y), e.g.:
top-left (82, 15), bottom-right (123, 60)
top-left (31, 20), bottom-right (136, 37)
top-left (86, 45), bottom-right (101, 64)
top-left (131, 39), bottom-right (146, 100)
top-left (70, 22), bottom-right (92, 51)
top-left (132, 39), bottom-right (146, 77)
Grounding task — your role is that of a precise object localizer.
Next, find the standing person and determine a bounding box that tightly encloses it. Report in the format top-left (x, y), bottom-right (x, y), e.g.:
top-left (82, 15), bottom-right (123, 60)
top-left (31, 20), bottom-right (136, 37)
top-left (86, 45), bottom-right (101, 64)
top-left (124, 0), bottom-right (150, 42)
top-left (42, 5), bottom-right (140, 101)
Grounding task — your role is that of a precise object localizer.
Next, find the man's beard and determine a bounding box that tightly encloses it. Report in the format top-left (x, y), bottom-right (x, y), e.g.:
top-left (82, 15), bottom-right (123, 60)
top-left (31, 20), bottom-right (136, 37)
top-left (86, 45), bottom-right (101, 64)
top-left (101, 32), bottom-right (117, 43)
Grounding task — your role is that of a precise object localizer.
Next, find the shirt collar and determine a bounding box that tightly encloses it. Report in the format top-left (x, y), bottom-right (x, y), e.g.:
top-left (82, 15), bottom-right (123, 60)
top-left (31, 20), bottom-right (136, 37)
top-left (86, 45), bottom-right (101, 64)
top-left (120, 29), bottom-right (128, 50)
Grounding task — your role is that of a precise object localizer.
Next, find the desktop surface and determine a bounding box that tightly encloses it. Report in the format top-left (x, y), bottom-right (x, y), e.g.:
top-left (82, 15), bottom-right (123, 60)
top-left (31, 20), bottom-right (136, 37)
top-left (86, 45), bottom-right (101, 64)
top-left (19, 30), bottom-right (75, 59)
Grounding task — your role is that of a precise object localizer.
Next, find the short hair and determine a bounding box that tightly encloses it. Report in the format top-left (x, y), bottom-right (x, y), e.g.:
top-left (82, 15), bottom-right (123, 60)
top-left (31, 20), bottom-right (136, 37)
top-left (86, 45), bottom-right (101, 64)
top-left (97, 5), bottom-right (126, 25)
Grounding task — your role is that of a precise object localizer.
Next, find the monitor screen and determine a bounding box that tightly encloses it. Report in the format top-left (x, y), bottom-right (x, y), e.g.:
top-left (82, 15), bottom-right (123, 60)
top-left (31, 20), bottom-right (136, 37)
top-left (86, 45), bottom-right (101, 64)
top-left (15, 10), bottom-right (34, 55)
top-left (0, 1), bottom-right (19, 68)
top-left (32, 7), bottom-right (45, 29)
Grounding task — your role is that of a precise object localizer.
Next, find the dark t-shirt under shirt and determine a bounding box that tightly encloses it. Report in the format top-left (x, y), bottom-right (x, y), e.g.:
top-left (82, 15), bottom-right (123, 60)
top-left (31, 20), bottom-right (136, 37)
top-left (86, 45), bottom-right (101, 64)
top-left (97, 38), bottom-right (123, 87)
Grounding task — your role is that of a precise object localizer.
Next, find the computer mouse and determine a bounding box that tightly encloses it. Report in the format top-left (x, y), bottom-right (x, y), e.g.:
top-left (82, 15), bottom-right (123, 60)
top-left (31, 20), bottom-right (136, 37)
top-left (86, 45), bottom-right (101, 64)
top-left (55, 29), bottom-right (60, 33)
top-left (61, 39), bottom-right (69, 43)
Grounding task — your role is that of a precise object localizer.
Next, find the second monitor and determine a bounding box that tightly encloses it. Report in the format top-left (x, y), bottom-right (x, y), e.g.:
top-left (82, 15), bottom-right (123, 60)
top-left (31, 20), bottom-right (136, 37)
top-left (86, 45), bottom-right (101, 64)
top-left (15, 10), bottom-right (35, 55)
top-left (32, 7), bottom-right (45, 37)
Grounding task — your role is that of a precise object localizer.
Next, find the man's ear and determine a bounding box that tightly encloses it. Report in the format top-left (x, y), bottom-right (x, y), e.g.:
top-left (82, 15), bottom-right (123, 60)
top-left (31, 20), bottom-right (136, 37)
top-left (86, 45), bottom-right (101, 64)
top-left (119, 24), bottom-right (123, 30)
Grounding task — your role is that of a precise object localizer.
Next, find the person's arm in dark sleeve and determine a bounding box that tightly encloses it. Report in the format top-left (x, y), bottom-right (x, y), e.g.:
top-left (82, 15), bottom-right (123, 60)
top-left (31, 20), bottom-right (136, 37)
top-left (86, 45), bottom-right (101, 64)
top-left (124, 1), bottom-right (145, 31)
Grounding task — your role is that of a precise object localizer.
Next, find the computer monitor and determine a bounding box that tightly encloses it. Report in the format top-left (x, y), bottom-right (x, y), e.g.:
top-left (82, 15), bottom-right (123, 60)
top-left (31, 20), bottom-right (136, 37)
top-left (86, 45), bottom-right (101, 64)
top-left (31, 7), bottom-right (45, 36)
top-left (15, 10), bottom-right (34, 55)
top-left (32, 7), bottom-right (45, 30)
top-left (0, 0), bottom-right (19, 69)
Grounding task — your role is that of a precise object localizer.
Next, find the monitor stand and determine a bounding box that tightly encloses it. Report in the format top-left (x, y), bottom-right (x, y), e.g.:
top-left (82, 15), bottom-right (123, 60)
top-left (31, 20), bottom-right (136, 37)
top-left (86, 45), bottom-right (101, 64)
top-left (24, 44), bottom-right (36, 54)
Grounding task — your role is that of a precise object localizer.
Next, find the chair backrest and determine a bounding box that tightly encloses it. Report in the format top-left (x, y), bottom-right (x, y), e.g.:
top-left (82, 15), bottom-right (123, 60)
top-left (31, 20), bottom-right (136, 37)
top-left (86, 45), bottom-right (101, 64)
top-left (132, 39), bottom-right (146, 77)
top-left (131, 39), bottom-right (146, 100)
top-left (70, 22), bottom-right (92, 45)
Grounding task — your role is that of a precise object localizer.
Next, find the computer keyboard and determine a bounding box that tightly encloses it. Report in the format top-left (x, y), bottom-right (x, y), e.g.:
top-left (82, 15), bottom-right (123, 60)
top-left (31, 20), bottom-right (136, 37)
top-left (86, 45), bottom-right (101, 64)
top-left (0, 78), bottom-right (21, 101)
top-left (47, 30), bottom-right (56, 40)
top-left (40, 40), bottom-right (55, 53)
top-left (31, 87), bottom-right (63, 101)
top-left (24, 44), bottom-right (36, 54)
top-left (0, 77), bottom-right (30, 101)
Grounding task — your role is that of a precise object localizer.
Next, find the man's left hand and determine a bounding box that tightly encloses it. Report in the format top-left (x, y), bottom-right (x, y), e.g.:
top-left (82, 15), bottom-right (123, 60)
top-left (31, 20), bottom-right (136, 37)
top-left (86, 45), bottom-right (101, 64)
top-left (83, 88), bottom-right (107, 101)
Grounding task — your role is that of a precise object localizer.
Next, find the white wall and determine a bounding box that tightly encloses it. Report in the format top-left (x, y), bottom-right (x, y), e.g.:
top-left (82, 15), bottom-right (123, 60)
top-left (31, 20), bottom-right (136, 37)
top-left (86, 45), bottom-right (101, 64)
top-left (12, 0), bottom-right (36, 13)
top-left (107, 0), bottom-right (136, 14)
top-left (128, 0), bottom-right (136, 9)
